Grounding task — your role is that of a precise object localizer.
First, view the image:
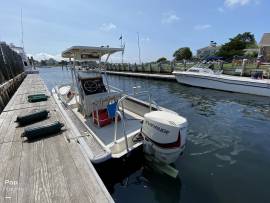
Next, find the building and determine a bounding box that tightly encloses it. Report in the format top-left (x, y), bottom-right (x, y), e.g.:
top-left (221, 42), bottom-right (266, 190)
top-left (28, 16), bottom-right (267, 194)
top-left (259, 33), bottom-right (270, 63)
top-left (197, 41), bottom-right (220, 59)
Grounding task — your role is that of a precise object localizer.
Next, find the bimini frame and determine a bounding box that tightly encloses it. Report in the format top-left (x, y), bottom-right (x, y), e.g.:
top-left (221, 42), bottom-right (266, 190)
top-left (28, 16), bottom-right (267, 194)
top-left (61, 45), bottom-right (124, 102)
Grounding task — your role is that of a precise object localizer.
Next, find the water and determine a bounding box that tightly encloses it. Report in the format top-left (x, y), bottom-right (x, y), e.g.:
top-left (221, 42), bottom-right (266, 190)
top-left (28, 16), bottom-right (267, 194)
top-left (40, 67), bottom-right (270, 203)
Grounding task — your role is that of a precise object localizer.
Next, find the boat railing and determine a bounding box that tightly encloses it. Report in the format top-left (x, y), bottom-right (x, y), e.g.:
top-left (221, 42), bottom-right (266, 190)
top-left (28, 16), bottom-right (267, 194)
top-left (107, 84), bottom-right (124, 93)
top-left (113, 86), bottom-right (160, 152)
top-left (114, 110), bottom-right (129, 152)
top-left (114, 95), bottom-right (130, 151)
top-left (132, 86), bottom-right (160, 111)
top-left (106, 85), bottom-right (160, 111)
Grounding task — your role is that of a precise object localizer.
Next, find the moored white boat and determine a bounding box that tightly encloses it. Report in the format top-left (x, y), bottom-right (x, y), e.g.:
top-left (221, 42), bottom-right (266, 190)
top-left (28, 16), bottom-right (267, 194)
top-left (52, 46), bottom-right (188, 168)
top-left (10, 44), bottom-right (39, 74)
top-left (173, 63), bottom-right (270, 97)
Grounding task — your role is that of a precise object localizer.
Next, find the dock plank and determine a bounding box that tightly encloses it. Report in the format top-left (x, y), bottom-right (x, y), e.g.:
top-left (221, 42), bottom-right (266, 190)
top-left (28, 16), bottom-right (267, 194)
top-left (0, 74), bottom-right (113, 203)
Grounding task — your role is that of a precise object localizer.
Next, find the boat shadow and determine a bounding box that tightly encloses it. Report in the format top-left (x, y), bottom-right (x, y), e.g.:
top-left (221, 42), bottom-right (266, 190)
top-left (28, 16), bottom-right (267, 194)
top-left (94, 147), bottom-right (182, 203)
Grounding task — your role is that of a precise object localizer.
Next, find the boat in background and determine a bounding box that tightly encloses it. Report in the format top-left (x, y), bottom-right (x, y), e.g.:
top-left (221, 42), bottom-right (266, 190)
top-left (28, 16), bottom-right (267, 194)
top-left (173, 63), bottom-right (270, 97)
top-left (10, 44), bottom-right (39, 74)
top-left (52, 46), bottom-right (188, 176)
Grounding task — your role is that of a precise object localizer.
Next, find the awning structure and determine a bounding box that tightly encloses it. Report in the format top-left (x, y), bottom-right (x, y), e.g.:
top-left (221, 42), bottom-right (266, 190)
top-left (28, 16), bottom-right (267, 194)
top-left (62, 46), bottom-right (124, 60)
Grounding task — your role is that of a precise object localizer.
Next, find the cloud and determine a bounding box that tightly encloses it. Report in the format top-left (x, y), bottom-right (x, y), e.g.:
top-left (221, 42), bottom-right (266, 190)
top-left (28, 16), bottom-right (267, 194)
top-left (194, 24), bottom-right (212, 30)
top-left (224, 0), bottom-right (256, 7)
top-left (161, 11), bottom-right (180, 24)
top-left (99, 23), bottom-right (117, 32)
top-left (28, 53), bottom-right (62, 61)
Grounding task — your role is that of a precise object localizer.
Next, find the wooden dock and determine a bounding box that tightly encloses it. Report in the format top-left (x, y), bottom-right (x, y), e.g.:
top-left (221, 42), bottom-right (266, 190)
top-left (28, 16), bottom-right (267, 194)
top-left (0, 73), bottom-right (26, 113)
top-left (104, 70), bottom-right (176, 81)
top-left (0, 74), bottom-right (113, 202)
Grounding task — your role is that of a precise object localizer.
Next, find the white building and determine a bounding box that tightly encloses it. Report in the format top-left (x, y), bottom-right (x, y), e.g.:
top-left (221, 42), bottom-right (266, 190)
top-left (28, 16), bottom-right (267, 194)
top-left (259, 33), bottom-right (270, 63)
top-left (197, 41), bottom-right (220, 59)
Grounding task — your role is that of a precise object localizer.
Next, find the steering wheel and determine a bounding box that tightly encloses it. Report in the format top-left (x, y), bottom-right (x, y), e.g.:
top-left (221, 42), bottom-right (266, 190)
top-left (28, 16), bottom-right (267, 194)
top-left (84, 80), bottom-right (98, 93)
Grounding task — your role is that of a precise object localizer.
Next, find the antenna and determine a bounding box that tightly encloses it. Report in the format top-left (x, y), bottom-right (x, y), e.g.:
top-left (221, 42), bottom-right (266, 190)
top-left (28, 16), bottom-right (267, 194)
top-left (21, 8), bottom-right (24, 49)
top-left (120, 34), bottom-right (123, 64)
top-left (137, 32), bottom-right (141, 64)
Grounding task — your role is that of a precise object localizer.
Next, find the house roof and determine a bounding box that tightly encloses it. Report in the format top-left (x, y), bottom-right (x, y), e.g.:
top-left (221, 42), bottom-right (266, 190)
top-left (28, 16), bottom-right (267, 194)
top-left (197, 45), bottom-right (220, 52)
top-left (259, 33), bottom-right (270, 46)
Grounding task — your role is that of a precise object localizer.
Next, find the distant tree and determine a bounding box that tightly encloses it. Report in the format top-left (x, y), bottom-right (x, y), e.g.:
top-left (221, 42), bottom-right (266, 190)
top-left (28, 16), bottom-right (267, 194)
top-left (251, 51), bottom-right (258, 58)
top-left (156, 57), bottom-right (168, 63)
top-left (59, 60), bottom-right (67, 66)
top-left (173, 47), bottom-right (192, 61)
top-left (235, 32), bottom-right (256, 48)
top-left (40, 60), bottom-right (47, 66)
top-left (245, 51), bottom-right (258, 58)
top-left (217, 38), bottom-right (246, 60)
top-left (47, 58), bottom-right (57, 65)
top-left (217, 32), bottom-right (257, 60)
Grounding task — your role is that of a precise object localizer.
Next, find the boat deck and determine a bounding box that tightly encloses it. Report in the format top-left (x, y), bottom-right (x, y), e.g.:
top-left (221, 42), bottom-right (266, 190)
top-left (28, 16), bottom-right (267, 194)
top-left (73, 108), bottom-right (142, 146)
top-left (0, 74), bottom-right (113, 202)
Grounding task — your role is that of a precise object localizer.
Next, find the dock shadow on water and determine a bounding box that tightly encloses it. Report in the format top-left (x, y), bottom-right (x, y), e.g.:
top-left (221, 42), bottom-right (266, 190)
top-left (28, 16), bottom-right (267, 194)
top-left (40, 67), bottom-right (270, 203)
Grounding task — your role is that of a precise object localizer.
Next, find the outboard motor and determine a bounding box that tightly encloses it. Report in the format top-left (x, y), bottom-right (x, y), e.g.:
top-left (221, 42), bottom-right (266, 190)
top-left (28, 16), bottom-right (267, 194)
top-left (142, 111), bottom-right (188, 164)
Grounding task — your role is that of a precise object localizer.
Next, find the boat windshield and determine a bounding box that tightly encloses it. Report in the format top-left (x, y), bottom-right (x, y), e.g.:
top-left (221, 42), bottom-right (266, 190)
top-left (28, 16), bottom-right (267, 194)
top-left (193, 63), bottom-right (212, 69)
top-left (187, 63), bottom-right (214, 74)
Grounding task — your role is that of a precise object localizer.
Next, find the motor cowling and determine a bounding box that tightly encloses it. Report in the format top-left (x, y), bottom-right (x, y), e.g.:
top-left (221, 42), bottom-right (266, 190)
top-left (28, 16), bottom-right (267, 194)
top-left (142, 111), bottom-right (188, 164)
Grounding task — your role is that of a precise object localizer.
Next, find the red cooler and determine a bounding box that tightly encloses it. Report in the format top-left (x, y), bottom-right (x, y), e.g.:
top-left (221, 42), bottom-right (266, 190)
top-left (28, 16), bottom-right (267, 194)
top-left (93, 109), bottom-right (111, 127)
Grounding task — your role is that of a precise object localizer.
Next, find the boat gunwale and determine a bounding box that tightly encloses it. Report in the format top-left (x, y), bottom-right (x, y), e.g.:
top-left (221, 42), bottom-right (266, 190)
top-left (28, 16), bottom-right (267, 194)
top-left (173, 71), bottom-right (270, 88)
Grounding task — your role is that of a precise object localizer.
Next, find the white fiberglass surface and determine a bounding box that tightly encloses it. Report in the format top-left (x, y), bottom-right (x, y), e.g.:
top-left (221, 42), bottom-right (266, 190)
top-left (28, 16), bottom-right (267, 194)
top-left (59, 85), bottom-right (71, 95)
top-left (74, 108), bottom-right (142, 146)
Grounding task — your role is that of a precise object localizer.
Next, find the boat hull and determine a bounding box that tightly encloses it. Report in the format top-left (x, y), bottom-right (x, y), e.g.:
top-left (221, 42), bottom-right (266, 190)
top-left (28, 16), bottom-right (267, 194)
top-left (173, 72), bottom-right (270, 97)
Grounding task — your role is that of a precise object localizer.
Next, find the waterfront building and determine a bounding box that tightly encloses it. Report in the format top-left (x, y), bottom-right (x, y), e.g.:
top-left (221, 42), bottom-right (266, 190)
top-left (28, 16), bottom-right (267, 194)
top-left (259, 33), bottom-right (270, 63)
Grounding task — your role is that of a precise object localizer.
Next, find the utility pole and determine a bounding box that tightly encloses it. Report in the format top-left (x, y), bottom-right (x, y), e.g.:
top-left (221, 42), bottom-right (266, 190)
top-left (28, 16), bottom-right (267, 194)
top-left (121, 41), bottom-right (125, 65)
top-left (119, 34), bottom-right (124, 64)
top-left (21, 8), bottom-right (24, 49)
top-left (137, 32), bottom-right (141, 64)
top-left (121, 35), bottom-right (123, 64)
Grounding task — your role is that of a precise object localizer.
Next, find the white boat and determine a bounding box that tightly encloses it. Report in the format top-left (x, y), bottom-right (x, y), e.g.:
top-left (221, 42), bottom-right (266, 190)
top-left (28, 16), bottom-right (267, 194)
top-left (173, 63), bottom-right (270, 97)
top-left (9, 44), bottom-right (39, 74)
top-left (52, 46), bottom-right (188, 167)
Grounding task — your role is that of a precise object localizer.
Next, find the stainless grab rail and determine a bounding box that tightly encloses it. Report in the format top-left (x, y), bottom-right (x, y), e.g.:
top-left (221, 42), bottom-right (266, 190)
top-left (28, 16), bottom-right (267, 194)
top-left (113, 95), bottom-right (130, 152)
top-left (113, 88), bottom-right (160, 152)
top-left (133, 86), bottom-right (160, 111)
top-left (114, 110), bottom-right (129, 152)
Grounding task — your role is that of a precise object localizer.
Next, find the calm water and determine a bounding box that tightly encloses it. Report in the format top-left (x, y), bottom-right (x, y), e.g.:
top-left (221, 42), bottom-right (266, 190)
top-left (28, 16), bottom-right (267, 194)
top-left (40, 67), bottom-right (270, 203)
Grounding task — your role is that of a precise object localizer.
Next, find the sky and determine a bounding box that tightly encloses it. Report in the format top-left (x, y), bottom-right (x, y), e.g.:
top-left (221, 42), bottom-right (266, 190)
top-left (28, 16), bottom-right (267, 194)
top-left (0, 0), bottom-right (269, 62)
